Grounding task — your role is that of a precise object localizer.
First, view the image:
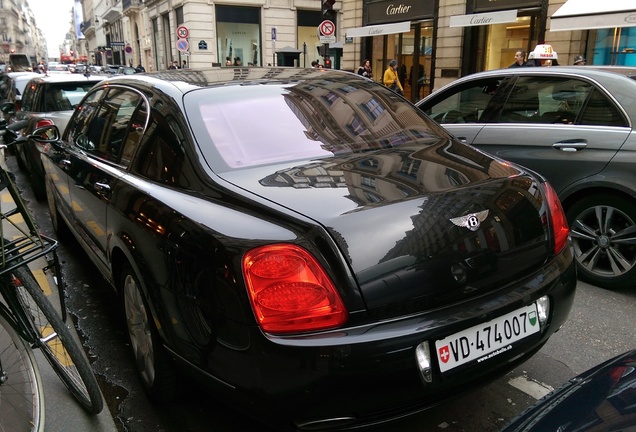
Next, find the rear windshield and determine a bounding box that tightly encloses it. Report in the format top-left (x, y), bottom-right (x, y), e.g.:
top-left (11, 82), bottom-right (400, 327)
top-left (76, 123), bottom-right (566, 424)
top-left (9, 54), bottom-right (31, 71)
top-left (185, 78), bottom-right (446, 172)
top-left (46, 81), bottom-right (102, 110)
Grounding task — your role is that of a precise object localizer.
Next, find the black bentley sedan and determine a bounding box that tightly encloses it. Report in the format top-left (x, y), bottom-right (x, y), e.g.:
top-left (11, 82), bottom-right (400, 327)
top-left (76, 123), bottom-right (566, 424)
top-left (40, 67), bottom-right (576, 431)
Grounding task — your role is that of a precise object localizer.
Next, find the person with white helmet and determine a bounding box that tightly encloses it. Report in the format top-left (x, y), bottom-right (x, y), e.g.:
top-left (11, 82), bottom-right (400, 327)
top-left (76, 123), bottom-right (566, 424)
top-left (528, 44), bottom-right (559, 67)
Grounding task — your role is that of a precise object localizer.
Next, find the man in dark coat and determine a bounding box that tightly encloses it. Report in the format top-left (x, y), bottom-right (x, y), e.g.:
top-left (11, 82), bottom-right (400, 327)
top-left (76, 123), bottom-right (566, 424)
top-left (508, 50), bottom-right (533, 68)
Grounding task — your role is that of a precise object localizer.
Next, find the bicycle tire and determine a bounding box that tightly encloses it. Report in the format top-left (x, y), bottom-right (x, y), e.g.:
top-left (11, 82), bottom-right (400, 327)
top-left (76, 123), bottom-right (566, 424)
top-left (11, 265), bottom-right (104, 414)
top-left (0, 312), bottom-right (45, 432)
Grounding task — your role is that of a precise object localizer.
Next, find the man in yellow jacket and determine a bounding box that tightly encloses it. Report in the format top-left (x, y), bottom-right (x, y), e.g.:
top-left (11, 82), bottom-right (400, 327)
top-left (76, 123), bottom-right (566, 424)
top-left (383, 59), bottom-right (404, 95)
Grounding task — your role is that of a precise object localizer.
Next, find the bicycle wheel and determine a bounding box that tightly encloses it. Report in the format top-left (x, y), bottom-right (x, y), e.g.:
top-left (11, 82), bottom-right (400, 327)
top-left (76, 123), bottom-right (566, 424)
top-left (10, 265), bottom-right (103, 414)
top-left (0, 313), bottom-right (45, 432)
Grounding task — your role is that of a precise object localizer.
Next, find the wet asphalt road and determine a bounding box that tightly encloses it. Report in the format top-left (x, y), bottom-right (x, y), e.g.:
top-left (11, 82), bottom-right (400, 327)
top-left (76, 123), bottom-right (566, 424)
top-left (11, 154), bottom-right (636, 432)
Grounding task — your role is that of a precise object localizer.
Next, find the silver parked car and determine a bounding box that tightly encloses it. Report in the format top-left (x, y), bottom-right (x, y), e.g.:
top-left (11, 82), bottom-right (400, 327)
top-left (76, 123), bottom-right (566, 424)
top-left (1, 73), bottom-right (108, 198)
top-left (416, 66), bottom-right (636, 289)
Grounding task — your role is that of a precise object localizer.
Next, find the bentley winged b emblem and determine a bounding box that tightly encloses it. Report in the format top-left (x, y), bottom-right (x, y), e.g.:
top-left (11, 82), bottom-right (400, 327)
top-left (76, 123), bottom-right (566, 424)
top-left (449, 210), bottom-right (489, 231)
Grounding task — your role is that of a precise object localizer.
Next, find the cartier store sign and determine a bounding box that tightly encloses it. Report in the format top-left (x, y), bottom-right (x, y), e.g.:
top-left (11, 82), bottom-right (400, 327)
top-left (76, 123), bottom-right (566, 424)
top-left (366, 0), bottom-right (435, 25)
top-left (473, 0), bottom-right (541, 13)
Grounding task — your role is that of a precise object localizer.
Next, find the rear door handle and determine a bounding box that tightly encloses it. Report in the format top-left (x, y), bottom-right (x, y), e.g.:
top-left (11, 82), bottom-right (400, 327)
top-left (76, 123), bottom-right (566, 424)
top-left (94, 181), bottom-right (111, 194)
top-left (552, 140), bottom-right (587, 152)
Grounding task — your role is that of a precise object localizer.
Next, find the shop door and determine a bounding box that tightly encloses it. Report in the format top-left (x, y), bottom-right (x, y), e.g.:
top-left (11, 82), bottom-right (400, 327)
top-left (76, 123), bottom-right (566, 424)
top-left (398, 24), bottom-right (433, 102)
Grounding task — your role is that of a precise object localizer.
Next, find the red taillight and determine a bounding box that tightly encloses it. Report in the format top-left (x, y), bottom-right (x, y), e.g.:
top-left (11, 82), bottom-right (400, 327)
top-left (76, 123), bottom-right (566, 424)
top-left (243, 244), bottom-right (348, 334)
top-left (544, 182), bottom-right (569, 254)
top-left (36, 119), bottom-right (54, 127)
top-left (35, 119), bottom-right (55, 145)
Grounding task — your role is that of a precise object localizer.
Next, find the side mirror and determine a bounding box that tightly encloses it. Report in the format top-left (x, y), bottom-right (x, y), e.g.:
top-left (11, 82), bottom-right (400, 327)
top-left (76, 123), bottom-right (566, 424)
top-left (31, 124), bottom-right (61, 142)
top-left (1, 102), bottom-right (15, 116)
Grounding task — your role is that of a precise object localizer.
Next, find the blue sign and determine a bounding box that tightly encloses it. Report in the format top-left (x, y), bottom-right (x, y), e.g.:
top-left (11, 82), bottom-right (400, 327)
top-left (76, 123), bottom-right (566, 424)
top-left (271, 27), bottom-right (277, 41)
top-left (176, 39), bottom-right (189, 52)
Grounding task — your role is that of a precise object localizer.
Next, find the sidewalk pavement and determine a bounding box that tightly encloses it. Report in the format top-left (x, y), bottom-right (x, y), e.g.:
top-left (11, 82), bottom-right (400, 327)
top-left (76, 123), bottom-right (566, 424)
top-left (0, 181), bottom-right (118, 431)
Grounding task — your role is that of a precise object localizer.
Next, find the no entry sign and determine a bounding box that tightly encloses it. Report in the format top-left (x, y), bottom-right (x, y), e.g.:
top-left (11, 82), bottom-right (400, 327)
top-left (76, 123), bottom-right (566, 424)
top-left (319, 20), bottom-right (335, 37)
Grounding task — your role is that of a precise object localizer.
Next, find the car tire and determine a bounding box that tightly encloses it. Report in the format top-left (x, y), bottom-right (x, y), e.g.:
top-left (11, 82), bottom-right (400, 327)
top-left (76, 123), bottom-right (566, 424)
top-left (120, 263), bottom-right (178, 402)
top-left (15, 147), bottom-right (26, 171)
top-left (45, 175), bottom-right (71, 242)
top-left (566, 195), bottom-right (636, 289)
top-left (31, 169), bottom-right (46, 201)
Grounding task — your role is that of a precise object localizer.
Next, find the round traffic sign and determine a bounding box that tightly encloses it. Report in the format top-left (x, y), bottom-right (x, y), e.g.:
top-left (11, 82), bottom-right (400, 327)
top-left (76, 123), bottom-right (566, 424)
top-left (177, 25), bottom-right (189, 39)
top-left (176, 38), bottom-right (189, 52)
top-left (319, 20), bottom-right (335, 37)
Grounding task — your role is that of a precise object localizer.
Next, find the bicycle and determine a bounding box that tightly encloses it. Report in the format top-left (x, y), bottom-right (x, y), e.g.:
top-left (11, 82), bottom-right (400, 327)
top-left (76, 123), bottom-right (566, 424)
top-left (0, 120), bottom-right (103, 431)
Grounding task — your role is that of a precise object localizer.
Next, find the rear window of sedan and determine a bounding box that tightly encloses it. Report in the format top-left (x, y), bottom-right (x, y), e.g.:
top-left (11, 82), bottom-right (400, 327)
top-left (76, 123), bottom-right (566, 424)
top-left (185, 81), bottom-right (444, 171)
top-left (45, 82), bottom-right (99, 111)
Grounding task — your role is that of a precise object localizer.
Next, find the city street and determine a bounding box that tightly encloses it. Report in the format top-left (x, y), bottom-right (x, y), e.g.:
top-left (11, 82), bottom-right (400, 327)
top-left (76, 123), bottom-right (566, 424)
top-left (11, 155), bottom-right (636, 432)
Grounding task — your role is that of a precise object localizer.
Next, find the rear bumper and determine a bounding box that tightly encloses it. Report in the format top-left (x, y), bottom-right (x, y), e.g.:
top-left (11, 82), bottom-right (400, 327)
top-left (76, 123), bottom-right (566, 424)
top-left (195, 246), bottom-right (577, 431)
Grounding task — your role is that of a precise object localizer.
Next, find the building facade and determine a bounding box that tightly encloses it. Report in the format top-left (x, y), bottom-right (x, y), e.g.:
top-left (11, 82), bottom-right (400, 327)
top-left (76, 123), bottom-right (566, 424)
top-left (78, 0), bottom-right (599, 100)
top-left (0, 0), bottom-right (47, 67)
top-left (5, 0), bottom-right (632, 103)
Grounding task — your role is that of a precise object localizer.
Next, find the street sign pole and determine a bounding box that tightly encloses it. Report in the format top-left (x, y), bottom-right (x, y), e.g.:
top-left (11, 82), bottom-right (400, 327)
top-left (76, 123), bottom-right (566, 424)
top-left (318, 20), bottom-right (335, 68)
top-left (271, 27), bottom-right (277, 66)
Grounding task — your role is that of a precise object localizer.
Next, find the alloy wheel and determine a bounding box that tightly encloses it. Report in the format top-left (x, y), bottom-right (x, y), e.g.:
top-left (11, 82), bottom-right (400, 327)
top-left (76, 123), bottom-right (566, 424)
top-left (569, 202), bottom-right (636, 287)
top-left (123, 273), bottom-right (155, 388)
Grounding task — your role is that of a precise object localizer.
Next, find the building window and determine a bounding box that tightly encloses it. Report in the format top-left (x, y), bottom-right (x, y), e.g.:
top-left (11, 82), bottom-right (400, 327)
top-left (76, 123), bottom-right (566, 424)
top-left (359, 99), bottom-right (384, 121)
top-left (591, 27), bottom-right (636, 66)
top-left (152, 18), bottom-right (160, 72)
top-left (162, 14), bottom-right (172, 69)
top-left (346, 116), bottom-right (366, 135)
top-left (216, 5), bottom-right (261, 66)
top-left (321, 92), bottom-right (338, 106)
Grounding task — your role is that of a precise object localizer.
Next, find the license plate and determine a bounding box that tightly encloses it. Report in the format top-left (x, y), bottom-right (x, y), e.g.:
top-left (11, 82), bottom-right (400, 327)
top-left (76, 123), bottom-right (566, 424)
top-left (435, 303), bottom-right (540, 373)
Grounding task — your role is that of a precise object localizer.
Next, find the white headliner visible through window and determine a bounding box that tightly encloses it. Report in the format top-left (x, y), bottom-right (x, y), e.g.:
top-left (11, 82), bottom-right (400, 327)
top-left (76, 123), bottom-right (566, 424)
top-left (198, 90), bottom-right (332, 168)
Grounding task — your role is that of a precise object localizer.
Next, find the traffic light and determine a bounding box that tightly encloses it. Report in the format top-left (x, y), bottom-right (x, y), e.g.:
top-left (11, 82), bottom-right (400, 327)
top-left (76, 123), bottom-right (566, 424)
top-left (324, 58), bottom-right (332, 69)
top-left (322, 0), bottom-right (336, 21)
top-left (317, 44), bottom-right (330, 57)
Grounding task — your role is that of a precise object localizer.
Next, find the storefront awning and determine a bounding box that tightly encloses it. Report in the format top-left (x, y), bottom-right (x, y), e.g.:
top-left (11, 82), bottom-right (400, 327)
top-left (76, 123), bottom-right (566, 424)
top-left (449, 10), bottom-right (518, 28)
top-left (346, 21), bottom-right (411, 38)
top-left (550, 0), bottom-right (636, 32)
top-left (275, 46), bottom-right (302, 54)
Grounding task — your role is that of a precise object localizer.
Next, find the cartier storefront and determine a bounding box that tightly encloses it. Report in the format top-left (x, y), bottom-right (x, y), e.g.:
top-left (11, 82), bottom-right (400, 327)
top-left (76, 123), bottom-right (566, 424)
top-left (347, 0), bottom-right (436, 101)
top-left (457, 0), bottom-right (547, 75)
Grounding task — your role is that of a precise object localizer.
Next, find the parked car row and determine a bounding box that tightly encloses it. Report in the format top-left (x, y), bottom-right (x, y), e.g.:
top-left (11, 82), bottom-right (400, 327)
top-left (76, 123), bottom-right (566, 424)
top-left (1, 63), bottom-right (632, 430)
top-left (1, 72), bottom-right (108, 198)
top-left (0, 71), bottom-right (40, 114)
top-left (31, 67), bottom-right (577, 431)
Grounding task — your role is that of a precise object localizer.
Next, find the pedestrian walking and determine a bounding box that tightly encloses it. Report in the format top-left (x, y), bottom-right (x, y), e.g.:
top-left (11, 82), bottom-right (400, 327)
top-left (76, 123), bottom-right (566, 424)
top-left (357, 59), bottom-right (373, 79)
top-left (573, 55), bottom-right (586, 65)
top-left (383, 59), bottom-right (403, 95)
top-left (508, 50), bottom-right (532, 67)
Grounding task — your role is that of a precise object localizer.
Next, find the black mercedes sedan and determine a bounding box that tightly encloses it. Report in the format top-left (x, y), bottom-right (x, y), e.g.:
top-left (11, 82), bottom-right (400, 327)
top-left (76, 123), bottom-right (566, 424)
top-left (40, 67), bottom-right (576, 431)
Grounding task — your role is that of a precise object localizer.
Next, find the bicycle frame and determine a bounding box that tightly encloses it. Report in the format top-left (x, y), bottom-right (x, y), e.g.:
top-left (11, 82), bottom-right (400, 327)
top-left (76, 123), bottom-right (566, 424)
top-left (0, 131), bottom-right (68, 320)
top-left (0, 120), bottom-right (104, 418)
top-left (0, 284), bottom-right (40, 345)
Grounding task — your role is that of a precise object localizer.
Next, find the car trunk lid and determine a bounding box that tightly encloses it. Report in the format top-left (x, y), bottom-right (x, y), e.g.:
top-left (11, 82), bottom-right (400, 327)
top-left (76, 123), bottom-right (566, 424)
top-left (220, 140), bottom-right (554, 319)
